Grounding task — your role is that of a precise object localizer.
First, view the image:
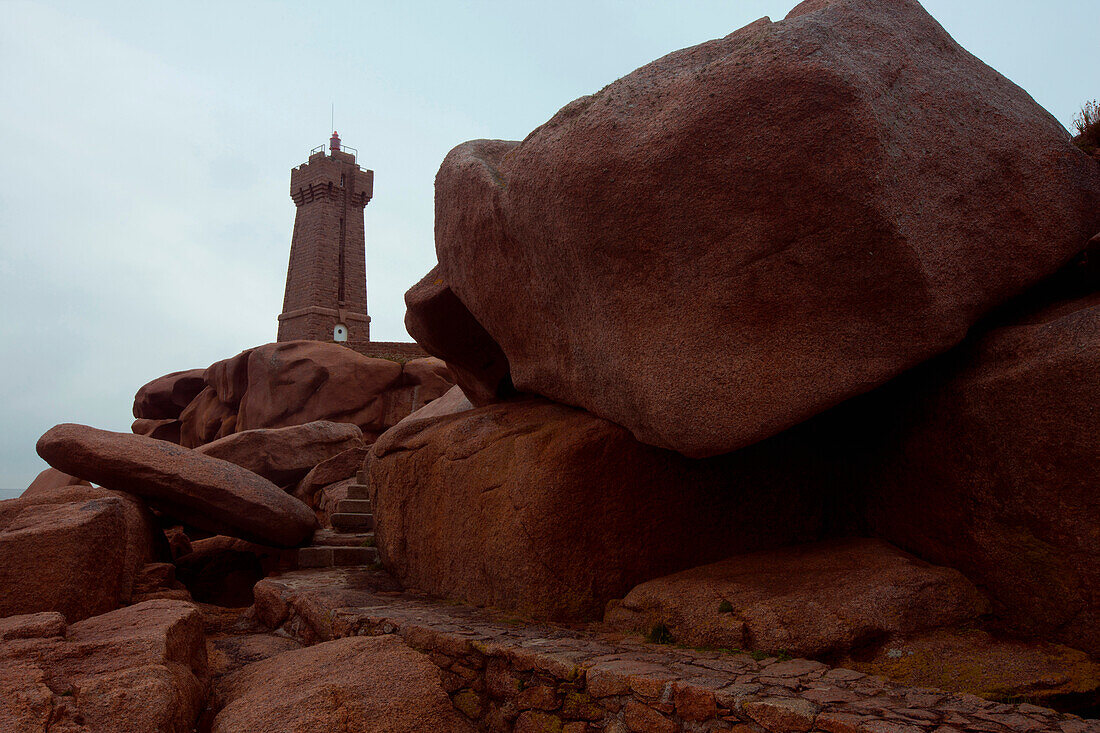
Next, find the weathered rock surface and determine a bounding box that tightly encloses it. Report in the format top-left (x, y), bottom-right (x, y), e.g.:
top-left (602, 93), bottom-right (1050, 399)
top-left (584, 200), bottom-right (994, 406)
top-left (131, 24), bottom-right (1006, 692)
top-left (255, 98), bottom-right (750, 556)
top-left (185, 341), bottom-right (454, 446)
top-left (235, 341), bottom-right (403, 434)
top-left (605, 538), bottom-right (990, 658)
top-left (22, 467), bottom-right (89, 498)
top-left (389, 356), bottom-right (455, 424)
top-left (130, 561), bottom-right (192, 604)
top-left (0, 485), bottom-right (161, 621)
top-left (206, 632), bottom-right (302, 679)
top-left (195, 420), bottom-right (365, 486)
top-left (841, 628), bottom-right (1100, 707)
top-left (132, 368), bottom-right (207, 420)
top-left (861, 288), bottom-right (1100, 655)
top-left (204, 347), bottom-right (252, 408)
top-left (210, 635), bottom-right (475, 733)
top-left (165, 342), bottom-right (456, 449)
top-left (235, 342), bottom-right (452, 439)
top-left (430, 0), bottom-right (1100, 458)
top-left (405, 265), bottom-right (512, 405)
top-left (37, 423), bottom-right (317, 547)
top-left (165, 525), bottom-right (193, 561)
top-left (179, 386), bottom-right (237, 448)
top-left (371, 397), bottom-right (826, 621)
top-left (0, 600), bottom-right (207, 733)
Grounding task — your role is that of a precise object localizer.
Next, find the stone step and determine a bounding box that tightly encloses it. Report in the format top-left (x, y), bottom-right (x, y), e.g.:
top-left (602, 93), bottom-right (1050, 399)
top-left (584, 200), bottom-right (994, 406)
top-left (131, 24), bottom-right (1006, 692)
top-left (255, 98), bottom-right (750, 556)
top-left (345, 484), bottom-right (371, 500)
top-left (297, 545), bottom-right (378, 569)
top-left (356, 469), bottom-right (369, 486)
top-left (335, 498), bottom-right (372, 514)
top-left (331, 513), bottom-right (374, 532)
top-left (310, 529), bottom-right (374, 548)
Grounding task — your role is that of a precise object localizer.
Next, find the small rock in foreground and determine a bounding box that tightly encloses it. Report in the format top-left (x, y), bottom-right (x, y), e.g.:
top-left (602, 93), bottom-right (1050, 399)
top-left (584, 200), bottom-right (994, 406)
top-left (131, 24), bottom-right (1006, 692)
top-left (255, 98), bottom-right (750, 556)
top-left (0, 600), bottom-right (207, 733)
top-left (605, 538), bottom-right (990, 658)
top-left (210, 635), bottom-right (474, 732)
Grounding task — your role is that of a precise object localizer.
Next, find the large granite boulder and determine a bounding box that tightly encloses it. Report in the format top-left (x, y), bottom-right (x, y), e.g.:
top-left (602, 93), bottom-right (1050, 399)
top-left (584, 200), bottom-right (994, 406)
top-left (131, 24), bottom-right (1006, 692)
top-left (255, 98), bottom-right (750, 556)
top-left (211, 635), bottom-right (475, 732)
top-left (235, 341), bottom-right (403, 435)
top-left (0, 487), bottom-right (161, 621)
top-left (861, 287), bottom-right (1100, 655)
top-left (132, 368), bottom-right (207, 420)
top-left (0, 600), bottom-right (207, 733)
top-left (37, 424), bottom-right (317, 547)
top-left (195, 420), bottom-right (365, 486)
top-left (429, 0), bottom-right (1100, 457)
top-left (605, 538), bottom-right (989, 658)
top-left (370, 397), bottom-right (827, 621)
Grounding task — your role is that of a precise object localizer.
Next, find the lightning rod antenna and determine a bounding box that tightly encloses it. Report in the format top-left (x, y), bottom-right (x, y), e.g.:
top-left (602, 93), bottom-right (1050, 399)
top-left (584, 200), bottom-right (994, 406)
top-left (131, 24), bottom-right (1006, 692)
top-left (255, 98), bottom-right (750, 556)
top-left (331, 103), bottom-right (334, 134)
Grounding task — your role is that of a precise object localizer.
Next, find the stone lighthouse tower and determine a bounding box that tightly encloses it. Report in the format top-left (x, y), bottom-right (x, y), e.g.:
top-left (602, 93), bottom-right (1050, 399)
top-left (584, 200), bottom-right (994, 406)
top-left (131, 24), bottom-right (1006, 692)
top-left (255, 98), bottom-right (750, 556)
top-left (277, 132), bottom-right (374, 343)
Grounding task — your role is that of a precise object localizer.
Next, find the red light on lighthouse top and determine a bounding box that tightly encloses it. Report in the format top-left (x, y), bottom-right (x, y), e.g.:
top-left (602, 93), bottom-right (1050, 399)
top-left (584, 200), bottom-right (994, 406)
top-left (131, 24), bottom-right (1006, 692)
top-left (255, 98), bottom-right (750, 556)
top-left (330, 131), bottom-right (341, 153)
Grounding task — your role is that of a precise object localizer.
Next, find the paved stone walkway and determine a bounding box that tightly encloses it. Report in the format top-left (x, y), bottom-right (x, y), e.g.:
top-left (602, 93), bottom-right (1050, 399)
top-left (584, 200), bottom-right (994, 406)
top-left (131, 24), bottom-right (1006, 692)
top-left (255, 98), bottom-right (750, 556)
top-left (253, 568), bottom-right (1099, 733)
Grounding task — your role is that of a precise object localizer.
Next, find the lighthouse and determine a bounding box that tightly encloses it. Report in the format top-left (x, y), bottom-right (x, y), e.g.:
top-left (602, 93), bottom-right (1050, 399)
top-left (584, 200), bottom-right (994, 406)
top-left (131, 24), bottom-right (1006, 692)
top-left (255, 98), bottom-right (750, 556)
top-left (276, 132), bottom-right (374, 343)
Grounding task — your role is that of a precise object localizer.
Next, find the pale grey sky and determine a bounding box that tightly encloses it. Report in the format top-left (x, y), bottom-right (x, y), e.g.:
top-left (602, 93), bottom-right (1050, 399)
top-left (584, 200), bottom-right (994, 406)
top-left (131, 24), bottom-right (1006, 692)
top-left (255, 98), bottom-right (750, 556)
top-left (0, 0), bottom-right (1095, 495)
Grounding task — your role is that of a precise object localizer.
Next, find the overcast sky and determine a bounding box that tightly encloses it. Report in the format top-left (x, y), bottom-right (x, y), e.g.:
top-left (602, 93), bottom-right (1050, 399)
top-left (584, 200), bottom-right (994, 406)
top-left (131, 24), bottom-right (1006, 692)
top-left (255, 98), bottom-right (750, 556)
top-left (0, 0), bottom-right (1094, 495)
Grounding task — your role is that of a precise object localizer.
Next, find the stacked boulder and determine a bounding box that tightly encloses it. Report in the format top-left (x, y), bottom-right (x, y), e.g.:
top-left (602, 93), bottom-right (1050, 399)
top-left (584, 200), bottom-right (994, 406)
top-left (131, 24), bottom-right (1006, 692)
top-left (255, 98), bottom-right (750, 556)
top-left (128, 340), bottom-right (454, 448)
top-left (5, 342), bottom-right (454, 623)
top-left (375, 0), bottom-right (1100, 681)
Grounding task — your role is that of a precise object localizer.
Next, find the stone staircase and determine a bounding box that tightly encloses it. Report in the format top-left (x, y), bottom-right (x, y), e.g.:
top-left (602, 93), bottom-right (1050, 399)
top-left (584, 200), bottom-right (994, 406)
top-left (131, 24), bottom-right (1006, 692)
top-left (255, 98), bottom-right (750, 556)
top-left (297, 470), bottom-right (378, 568)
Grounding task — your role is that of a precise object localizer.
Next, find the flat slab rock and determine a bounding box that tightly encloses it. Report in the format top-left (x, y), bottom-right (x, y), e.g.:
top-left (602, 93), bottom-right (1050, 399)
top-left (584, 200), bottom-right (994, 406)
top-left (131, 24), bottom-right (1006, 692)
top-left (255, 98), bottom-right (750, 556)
top-left (36, 423), bottom-right (317, 547)
top-left (840, 628), bottom-right (1100, 707)
top-left (251, 568), bottom-right (1099, 733)
top-left (0, 600), bottom-right (208, 733)
top-left (604, 537), bottom-right (991, 658)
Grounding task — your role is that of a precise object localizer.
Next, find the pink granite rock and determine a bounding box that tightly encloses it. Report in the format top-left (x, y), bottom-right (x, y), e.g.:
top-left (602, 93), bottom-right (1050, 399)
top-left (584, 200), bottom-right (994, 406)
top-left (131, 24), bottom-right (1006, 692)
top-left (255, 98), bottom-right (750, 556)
top-left (131, 417), bottom-right (183, 444)
top-left (36, 423), bottom-right (317, 547)
top-left (862, 288), bottom-right (1100, 656)
top-left (178, 386), bottom-right (237, 449)
top-left (430, 0), bottom-right (1100, 457)
top-left (211, 635), bottom-right (474, 732)
top-left (371, 397), bottom-right (826, 621)
top-left (0, 493), bottom-right (158, 621)
top-left (0, 600), bottom-right (207, 733)
top-left (132, 368), bottom-right (207, 420)
top-left (405, 265), bottom-right (512, 405)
